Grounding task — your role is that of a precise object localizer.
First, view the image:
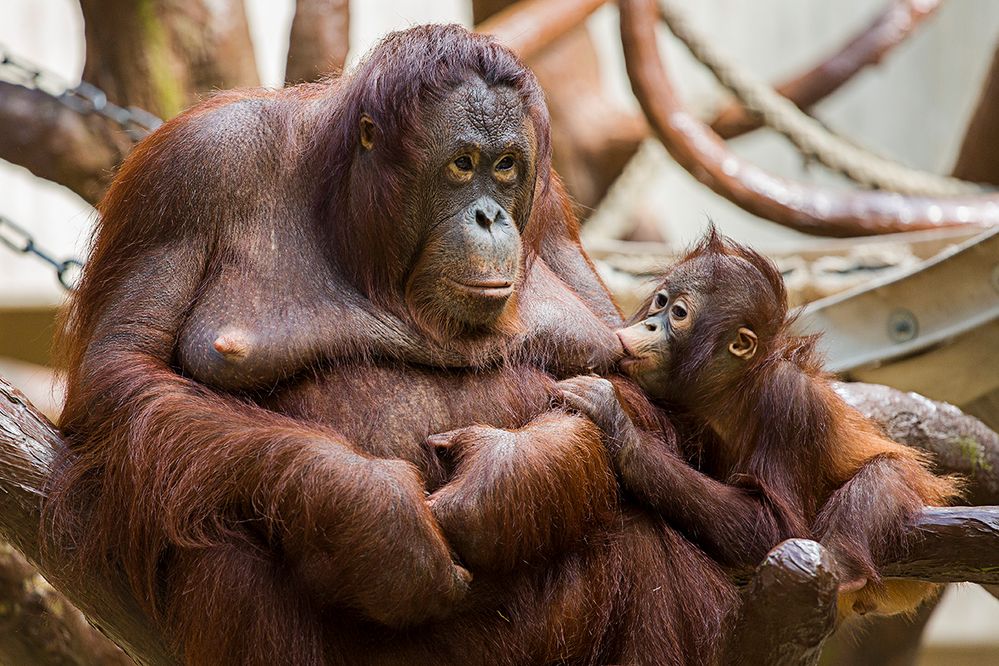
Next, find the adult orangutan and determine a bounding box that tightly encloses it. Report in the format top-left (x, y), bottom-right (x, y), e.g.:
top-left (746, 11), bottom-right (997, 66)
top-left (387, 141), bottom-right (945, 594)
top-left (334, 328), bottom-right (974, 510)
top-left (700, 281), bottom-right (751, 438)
top-left (48, 25), bottom-right (737, 665)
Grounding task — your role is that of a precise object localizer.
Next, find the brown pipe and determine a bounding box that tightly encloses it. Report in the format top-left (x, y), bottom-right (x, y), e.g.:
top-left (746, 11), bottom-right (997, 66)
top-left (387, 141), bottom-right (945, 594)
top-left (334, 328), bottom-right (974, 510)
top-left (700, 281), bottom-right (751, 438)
top-left (475, 0), bottom-right (608, 61)
top-left (619, 0), bottom-right (996, 237)
top-left (711, 0), bottom-right (943, 139)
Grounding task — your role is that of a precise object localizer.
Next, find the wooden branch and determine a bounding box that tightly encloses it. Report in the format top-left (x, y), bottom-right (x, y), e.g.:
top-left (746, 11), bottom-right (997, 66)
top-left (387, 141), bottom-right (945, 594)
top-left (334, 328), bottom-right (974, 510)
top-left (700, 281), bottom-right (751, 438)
top-left (710, 0), bottom-right (943, 140)
top-left (835, 381), bottom-right (999, 504)
top-left (0, 543), bottom-right (131, 665)
top-left (0, 82), bottom-right (131, 204)
top-left (619, 0), bottom-right (998, 237)
top-left (725, 539), bottom-right (839, 666)
top-left (285, 0), bottom-right (350, 84)
top-left (0, 377), bottom-right (173, 665)
top-left (885, 507), bottom-right (999, 583)
top-left (726, 504), bottom-right (999, 666)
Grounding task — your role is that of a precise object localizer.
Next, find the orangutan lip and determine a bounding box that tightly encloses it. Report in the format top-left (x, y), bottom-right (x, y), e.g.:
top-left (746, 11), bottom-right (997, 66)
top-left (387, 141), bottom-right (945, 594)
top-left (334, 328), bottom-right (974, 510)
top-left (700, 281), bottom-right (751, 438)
top-left (446, 277), bottom-right (514, 297)
top-left (619, 356), bottom-right (639, 369)
top-left (616, 332), bottom-right (638, 359)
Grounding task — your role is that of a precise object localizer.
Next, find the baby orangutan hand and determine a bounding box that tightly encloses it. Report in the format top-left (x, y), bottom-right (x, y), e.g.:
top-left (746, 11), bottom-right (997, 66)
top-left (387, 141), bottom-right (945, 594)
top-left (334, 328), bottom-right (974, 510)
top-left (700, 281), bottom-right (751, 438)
top-left (557, 376), bottom-right (638, 453)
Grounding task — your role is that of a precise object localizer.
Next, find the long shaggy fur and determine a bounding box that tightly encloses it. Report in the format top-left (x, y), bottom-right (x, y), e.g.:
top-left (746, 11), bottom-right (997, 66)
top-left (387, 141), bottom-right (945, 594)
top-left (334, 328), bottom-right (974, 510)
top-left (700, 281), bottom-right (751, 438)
top-left (624, 230), bottom-right (961, 620)
top-left (46, 25), bottom-right (736, 665)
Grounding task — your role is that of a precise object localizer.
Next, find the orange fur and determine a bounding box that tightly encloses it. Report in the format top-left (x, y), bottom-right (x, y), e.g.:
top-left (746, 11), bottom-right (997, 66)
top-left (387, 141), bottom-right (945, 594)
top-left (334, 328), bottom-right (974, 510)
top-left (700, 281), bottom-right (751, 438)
top-left (611, 230), bottom-right (961, 622)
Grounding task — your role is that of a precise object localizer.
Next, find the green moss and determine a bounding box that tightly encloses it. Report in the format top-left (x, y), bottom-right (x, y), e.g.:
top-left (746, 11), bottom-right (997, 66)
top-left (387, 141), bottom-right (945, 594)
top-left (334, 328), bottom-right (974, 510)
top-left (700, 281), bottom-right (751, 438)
top-left (955, 435), bottom-right (992, 474)
top-left (136, 0), bottom-right (185, 118)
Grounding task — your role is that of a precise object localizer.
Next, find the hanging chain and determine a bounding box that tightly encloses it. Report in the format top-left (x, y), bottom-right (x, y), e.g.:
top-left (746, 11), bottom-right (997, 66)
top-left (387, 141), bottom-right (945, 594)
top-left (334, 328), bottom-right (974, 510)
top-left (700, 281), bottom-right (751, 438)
top-left (0, 47), bottom-right (166, 291)
top-left (0, 214), bottom-right (83, 291)
top-left (0, 45), bottom-right (162, 140)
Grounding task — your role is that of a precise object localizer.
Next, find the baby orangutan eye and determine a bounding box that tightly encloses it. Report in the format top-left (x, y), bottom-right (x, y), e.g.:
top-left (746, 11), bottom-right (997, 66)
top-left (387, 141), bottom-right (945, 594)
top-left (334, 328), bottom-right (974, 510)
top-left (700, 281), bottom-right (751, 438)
top-left (652, 291), bottom-right (668, 310)
top-left (495, 155), bottom-right (515, 171)
top-left (670, 301), bottom-right (688, 321)
top-left (454, 155), bottom-right (474, 171)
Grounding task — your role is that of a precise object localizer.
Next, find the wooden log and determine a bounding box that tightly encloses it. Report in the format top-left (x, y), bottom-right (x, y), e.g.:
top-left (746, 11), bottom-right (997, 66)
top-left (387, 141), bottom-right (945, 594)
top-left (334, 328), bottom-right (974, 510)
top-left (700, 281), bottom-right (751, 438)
top-left (619, 0), bottom-right (998, 237)
top-left (0, 377), bottom-right (173, 665)
top-left (725, 539), bottom-right (838, 666)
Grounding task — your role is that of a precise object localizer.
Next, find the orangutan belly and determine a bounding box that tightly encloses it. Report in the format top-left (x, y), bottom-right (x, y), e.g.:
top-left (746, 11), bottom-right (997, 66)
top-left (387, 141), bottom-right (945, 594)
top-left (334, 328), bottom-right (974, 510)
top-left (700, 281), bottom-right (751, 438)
top-left (262, 362), bottom-right (556, 488)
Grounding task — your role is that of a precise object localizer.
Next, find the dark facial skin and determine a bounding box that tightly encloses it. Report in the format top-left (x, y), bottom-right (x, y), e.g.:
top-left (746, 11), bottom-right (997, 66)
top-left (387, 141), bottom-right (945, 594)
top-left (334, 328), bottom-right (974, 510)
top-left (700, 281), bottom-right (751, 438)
top-left (401, 79), bottom-right (538, 331)
top-left (616, 254), bottom-right (760, 410)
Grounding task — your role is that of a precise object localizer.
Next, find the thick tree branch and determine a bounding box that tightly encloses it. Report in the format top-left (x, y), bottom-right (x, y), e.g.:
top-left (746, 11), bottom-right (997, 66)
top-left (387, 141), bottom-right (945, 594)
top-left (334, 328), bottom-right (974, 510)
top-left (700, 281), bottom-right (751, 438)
top-left (725, 539), bottom-right (839, 666)
top-left (885, 507), bottom-right (999, 583)
top-left (0, 543), bottom-right (131, 665)
top-left (0, 377), bottom-right (172, 665)
top-left (0, 82), bottom-right (131, 204)
top-left (836, 381), bottom-right (999, 504)
top-left (285, 0), bottom-right (350, 84)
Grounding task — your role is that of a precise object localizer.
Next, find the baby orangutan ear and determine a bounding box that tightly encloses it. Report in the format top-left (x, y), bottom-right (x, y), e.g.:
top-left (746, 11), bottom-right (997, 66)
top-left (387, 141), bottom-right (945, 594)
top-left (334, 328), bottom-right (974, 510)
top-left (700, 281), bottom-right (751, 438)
top-left (728, 327), bottom-right (758, 360)
top-left (359, 114), bottom-right (376, 151)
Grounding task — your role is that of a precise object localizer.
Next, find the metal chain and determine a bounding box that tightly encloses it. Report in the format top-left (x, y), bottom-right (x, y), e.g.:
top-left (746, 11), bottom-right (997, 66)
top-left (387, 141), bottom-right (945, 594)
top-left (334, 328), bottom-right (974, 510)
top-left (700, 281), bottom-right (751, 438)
top-left (0, 45), bottom-right (162, 141)
top-left (0, 48), bottom-right (164, 291)
top-left (0, 214), bottom-right (83, 291)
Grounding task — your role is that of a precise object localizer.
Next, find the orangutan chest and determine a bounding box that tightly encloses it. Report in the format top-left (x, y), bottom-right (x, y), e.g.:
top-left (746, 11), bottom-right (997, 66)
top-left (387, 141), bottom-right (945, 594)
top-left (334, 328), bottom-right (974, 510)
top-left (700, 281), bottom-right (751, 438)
top-left (264, 363), bottom-right (554, 479)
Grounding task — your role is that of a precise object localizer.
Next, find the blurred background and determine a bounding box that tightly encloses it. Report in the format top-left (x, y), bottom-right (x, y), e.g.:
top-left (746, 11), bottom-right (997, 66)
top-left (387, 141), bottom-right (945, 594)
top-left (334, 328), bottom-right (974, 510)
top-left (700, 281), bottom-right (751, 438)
top-left (1, 0), bottom-right (998, 663)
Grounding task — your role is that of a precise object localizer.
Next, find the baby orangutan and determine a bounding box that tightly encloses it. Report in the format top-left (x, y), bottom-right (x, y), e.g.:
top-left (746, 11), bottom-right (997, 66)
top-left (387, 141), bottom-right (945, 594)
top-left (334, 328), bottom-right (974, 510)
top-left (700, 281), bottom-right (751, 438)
top-left (560, 229), bottom-right (959, 620)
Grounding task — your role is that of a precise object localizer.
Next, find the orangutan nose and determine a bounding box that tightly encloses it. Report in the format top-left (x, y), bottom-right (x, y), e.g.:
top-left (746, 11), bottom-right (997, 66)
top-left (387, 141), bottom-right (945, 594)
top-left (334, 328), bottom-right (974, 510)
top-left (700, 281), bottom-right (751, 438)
top-left (473, 197), bottom-right (506, 229)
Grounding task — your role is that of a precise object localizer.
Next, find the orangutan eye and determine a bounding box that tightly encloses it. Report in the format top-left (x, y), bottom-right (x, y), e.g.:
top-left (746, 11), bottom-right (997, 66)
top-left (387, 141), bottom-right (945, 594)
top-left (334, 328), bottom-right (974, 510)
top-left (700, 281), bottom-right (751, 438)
top-left (454, 155), bottom-right (474, 171)
top-left (671, 301), bottom-right (688, 320)
top-left (653, 291), bottom-right (668, 310)
top-left (495, 155), bottom-right (515, 171)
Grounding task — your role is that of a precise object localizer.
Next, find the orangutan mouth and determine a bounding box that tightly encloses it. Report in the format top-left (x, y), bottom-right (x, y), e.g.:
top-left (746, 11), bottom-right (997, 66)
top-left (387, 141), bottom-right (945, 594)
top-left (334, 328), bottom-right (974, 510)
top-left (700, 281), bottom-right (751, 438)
top-left (447, 277), bottom-right (515, 298)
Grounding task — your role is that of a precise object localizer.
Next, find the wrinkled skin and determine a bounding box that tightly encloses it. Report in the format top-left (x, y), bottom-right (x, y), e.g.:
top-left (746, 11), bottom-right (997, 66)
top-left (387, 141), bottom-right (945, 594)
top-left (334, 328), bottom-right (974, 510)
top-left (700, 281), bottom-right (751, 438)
top-left (402, 81), bottom-right (537, 335)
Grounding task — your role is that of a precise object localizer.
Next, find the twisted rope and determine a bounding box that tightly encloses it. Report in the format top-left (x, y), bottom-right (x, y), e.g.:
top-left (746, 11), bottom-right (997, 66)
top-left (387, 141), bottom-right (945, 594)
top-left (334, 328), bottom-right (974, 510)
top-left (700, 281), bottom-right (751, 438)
top-left (657, 0), bottom-right (983, 196)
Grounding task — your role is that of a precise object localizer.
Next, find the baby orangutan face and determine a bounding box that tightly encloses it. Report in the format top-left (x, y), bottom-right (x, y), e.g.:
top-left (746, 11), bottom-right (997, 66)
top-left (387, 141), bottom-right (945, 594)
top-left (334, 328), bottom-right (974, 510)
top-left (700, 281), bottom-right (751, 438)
top-left (615, 254), bottom-right (761, 407)
top-left (617, 285), bottom-right (698, 400)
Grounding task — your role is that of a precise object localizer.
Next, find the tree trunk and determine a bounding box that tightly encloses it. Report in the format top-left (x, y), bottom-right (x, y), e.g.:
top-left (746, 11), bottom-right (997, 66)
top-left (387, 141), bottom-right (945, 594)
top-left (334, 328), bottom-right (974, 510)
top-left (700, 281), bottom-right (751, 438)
top-left (285, 0), bottom-right (350, 84)
top-left (78, 0), bottom-right (259, 118)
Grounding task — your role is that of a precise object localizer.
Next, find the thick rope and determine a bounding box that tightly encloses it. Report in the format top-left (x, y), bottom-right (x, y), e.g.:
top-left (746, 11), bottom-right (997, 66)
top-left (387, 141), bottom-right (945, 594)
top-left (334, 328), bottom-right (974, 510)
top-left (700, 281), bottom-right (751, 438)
top-left (657, 0), bottom-right (984, 196)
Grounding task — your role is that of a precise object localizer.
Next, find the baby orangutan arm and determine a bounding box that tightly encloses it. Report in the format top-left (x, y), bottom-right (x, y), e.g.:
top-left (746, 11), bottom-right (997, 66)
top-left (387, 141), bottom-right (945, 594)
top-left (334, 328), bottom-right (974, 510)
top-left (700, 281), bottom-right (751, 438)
top-left (557, 375), bottom-right (788, 572)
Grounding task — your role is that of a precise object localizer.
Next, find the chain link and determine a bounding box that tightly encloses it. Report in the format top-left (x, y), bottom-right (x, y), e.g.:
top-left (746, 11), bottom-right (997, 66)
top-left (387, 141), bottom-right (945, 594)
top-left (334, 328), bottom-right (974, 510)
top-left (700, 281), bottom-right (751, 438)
top-left (0, 47), bottom-right (162, 291)
top-left (0, 45), bottom-right (163, 140)
top-left (0, 214), bottom-right (83, 291)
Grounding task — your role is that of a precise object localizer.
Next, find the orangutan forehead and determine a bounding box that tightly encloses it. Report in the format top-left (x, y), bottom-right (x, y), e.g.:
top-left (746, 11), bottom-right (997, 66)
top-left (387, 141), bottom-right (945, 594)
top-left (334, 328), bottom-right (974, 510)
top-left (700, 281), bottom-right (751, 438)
top-left (423, 79), bottom-right (529, 148)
